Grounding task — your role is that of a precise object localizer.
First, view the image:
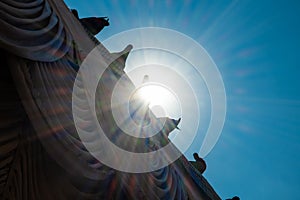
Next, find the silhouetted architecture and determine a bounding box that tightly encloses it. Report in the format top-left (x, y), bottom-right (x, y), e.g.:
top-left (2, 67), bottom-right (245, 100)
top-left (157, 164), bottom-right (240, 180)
top-left (0, 0), bottom-right (222, 199)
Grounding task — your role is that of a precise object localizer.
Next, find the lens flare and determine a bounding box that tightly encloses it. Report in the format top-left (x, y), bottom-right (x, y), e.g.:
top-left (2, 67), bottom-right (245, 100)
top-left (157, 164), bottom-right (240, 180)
top-left (73, 27), bottom-right (226, 173)
top-left (134, 83), bottom-right (178, 117)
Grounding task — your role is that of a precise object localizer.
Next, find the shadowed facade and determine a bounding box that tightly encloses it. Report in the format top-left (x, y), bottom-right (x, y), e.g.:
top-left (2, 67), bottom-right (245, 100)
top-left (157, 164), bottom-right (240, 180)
top-left (0, 0), bottom-right (221, 199)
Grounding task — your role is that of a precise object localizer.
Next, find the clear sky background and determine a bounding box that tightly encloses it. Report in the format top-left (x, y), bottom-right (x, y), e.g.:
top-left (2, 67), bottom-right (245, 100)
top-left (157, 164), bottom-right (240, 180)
top-left (64, 0), bottom-right (300, 199)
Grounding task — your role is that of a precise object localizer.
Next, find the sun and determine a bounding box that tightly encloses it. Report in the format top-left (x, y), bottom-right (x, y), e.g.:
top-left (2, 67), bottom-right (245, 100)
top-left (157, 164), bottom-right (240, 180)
top-left (134, 83), bottom-right (180, 118)
top-left (136, 84), bottom-right (170, 106)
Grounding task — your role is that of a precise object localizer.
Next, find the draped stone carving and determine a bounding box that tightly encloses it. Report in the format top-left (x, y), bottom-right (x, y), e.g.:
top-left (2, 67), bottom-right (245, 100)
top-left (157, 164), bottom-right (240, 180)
top-left (0, 0), bottom-right (221, 199)
top-left (0, 0), bottom-right (71, 62)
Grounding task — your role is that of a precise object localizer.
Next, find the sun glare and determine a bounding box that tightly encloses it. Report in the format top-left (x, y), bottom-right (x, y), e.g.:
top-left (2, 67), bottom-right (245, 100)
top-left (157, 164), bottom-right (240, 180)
top-left (134, 84), bottom-right (179, 117)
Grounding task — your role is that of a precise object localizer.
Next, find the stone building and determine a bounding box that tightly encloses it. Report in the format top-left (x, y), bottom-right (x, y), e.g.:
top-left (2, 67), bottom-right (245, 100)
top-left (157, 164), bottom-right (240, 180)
top-left (0, 0), bottom-right (220, 199)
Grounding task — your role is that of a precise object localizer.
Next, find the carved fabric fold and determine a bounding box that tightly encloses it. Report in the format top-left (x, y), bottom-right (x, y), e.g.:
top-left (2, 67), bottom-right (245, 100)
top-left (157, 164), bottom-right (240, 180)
top-left (0, 0), bottom-right (71, 62)
top-left (0, 0), bottom-right (221, 199)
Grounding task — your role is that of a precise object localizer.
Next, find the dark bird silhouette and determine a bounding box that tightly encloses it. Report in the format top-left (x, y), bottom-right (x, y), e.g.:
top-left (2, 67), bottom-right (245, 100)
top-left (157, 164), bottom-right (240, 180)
top-left (190, 153), bottom-right (207, 174)
top-left (71, 9), bottom-right (79, 19)
top-left (71, 9), bottom-right (109, 35)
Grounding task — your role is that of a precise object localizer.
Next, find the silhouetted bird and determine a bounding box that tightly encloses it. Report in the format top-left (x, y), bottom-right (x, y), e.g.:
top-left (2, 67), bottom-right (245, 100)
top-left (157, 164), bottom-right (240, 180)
top-left (71, 9), bottom-right (79, 19)
top-left (226, 196), bottom-right (240, 200)
top-left (190, 153), bottom-right (207, 174)
top-left (71, 9), bottom-right (109, 35)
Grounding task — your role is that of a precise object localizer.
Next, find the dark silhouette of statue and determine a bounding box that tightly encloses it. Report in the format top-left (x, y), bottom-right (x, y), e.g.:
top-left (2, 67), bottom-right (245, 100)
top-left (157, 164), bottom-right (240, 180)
top-left (0, 0), bottom-right (226, 199)
top-left (71, 9), bottom-right (109, 35)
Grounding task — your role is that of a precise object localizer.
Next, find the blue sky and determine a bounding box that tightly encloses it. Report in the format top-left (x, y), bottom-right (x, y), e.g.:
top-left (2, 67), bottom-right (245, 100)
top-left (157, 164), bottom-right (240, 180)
top-left (65, 0), bottom-right (300, 199)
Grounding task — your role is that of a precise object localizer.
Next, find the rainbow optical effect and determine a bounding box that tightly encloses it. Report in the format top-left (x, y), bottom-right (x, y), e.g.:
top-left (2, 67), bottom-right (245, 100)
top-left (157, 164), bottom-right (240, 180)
top-left (72, 27), bottom-right (226, 173)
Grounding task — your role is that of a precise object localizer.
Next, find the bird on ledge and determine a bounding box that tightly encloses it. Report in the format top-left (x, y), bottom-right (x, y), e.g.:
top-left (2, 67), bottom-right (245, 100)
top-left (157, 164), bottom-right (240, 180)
top-left (190, 153), bottom-right (207, 174)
